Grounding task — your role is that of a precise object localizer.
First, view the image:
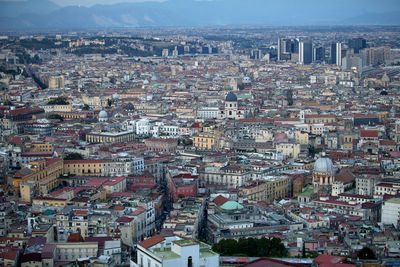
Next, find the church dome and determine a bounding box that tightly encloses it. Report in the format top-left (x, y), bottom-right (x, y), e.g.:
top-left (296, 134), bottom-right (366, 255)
top-left (98, 110), bottom-right (108, 119)
top-left (221, 201), bottom-right (243, 210)
top-left (314, 157), bottom-right (334, 174)
top-left (225, 92), bottom-right (237, 102)
top-left (125, 103), bottom-right (135, 110)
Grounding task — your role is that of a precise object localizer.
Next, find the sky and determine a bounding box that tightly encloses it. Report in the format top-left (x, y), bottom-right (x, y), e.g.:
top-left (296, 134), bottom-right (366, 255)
top-left (50, 0), bottom-right (165, 6)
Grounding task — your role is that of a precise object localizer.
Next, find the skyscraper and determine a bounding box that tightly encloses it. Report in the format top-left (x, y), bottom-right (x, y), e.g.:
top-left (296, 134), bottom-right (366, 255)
top-left (299, 40), bottom-right (312, 64)
top-left (313, 46), bottom-right (325, 62)
top-left (348, 37), bottom-right (367, 54)
top-left (278, 38), bottom-right (299, 61)
top-left (331, 42), bottom-right (342, 66)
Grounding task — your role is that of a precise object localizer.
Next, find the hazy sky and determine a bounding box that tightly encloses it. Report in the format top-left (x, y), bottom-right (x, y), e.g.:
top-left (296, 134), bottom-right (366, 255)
top-left (50, 0), bottom-right (165, 6)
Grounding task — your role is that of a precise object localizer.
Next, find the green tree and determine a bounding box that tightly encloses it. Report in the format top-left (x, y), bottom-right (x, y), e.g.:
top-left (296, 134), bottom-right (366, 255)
top-left (358, 247), bottom-right (376, 260)
top-left (212, 237), bottom-right (288, 258)
top-left (47, 97), bottom-right (69, 105)
top-left (48, 114), bottom-right (64, 121)
top-left (64, 153), bottom-right (84, 160)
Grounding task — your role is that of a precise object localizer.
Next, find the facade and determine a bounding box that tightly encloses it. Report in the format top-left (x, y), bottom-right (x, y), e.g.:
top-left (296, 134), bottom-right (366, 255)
top-left (14, 158), bottom-right (63, 195)
top-left (276, 143), bottom-right (300, 159)
top-left (201, 165), bottom-right (251, 188)
top-left (103, 177), bottom-right (127, 194)
top-left (86, 131), bottom-right (135, 144)
top-left (54, 242), bottom-right (98, 263)
top-left (381, 197), bottom-right (400, 227)
top-left (145, 138), bottom-right (178, 153)
top-left (64, 159), bottom-right (104, 176)
top-left (193, 132), bottom-right (220, 151)
top-left (239, 176), bottom-right (289, 203)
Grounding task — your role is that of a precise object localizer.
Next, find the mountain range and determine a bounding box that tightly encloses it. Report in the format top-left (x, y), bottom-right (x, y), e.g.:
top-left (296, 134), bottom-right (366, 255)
top-left (0, 0), bottom-right (400, 30)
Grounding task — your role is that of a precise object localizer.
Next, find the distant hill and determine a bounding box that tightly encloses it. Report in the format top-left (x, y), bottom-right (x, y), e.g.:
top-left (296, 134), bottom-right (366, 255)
top-left (0, 0), bottom-right (399, 30)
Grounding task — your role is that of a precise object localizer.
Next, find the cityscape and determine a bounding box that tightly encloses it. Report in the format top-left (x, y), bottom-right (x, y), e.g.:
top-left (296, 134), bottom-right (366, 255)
top-left (1, 1), bottom-right (400, 267)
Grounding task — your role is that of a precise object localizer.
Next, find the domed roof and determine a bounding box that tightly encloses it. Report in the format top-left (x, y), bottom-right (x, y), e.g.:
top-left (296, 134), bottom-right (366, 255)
top-left (125, 103), bottom-right (135, 110)
top-left (221, 201), bottom-right (243, 210)
top-left (98, 110), bottom-right (108, 119)
top-left (225, 92), bottom-right (237, 102)
top-left (314, 157), bottom-right (334, 174)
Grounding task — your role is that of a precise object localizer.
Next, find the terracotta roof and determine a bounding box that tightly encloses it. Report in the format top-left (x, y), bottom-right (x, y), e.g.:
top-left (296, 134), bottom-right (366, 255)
top-left (380, 139), bottom-right (396, 146)
top-left (9, 136), bottom-right (23, 145)
top-left (0, 250), bottom-right (18, 261)
top-left (138, 235), bottom-right (165, 249)
top-left (314, 254), bottom-right (346, 265)
top-left (131, 206), bottom-right (145, 216)
top-left (360, 130), bottom-right (378, 138)
top-left (213, 195), bottom-right (228, 206)
top-left (67, 233), bottom-right (84, 242)
top-left (116, 217), bottom-right (134, 223)
top-left (21, 253), bottom-right (42, 263)
top-left (75, 209), bottom-right (88, 216)
top-left (335, 171), bottom-right (355, 184)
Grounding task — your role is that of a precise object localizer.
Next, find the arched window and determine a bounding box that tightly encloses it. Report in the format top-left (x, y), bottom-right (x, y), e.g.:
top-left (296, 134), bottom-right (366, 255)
top-left (188, 256), bottom-right (193, 267)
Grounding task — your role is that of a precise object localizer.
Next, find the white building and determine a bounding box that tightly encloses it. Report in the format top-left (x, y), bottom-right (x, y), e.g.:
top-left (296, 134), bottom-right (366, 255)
top-left (103, 158), bottom-right (144, 177)
top-left (132, 235), bottom-right (219, 267)
top-left (135, 119), bottom-right (151, 136)
top-left (122, 120), bottom-right (136, 132)
top-left (197, 107), bottom-right (221, 120)
top-left (381, 197), bottom-right (400, 227)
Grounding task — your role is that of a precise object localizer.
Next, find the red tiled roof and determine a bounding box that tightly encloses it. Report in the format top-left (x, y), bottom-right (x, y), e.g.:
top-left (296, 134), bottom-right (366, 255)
top-left (213, 195), bottom-right (228, 206)
top-left (360, 130), bottom-right (378, 138)
top-left (67, 233), bottom-right (84, 242)
top-left (380, 139), bottom-right (396, 146)
top-left (116, 217), bottom-right (134, 223)
top-left (131, 206), bottom-right (145, 216)
top-left (104, 177), bottom-right (126, 186)
top-left (75, 209), bottom-right (88, 215)
top-left (138, 235), bottom-right (165, 249)
top-left (314, 254), bottom-right (346, 265)
top-left (9, 136), bottom-right (23, 145)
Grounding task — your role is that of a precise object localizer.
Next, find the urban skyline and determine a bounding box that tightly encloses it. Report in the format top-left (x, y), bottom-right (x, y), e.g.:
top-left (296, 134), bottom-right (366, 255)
top-left (0, 1), bottom-right (400, 267)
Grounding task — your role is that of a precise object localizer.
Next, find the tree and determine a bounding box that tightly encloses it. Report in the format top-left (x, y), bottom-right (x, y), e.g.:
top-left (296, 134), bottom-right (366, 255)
top-left (211, 237), bottom-right (288, 258)
top-left (47, 114), bottom-right (64, 121)
top-left (64, 153), bottom-right (84, 160)
top-left (47, 97), bottom-right (69, 105)
top-left (358, 247), bottom-right (376, 260)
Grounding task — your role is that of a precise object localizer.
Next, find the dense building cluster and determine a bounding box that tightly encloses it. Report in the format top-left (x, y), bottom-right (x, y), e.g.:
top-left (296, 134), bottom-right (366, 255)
top-left (0, 26), bottom-right (400, 266)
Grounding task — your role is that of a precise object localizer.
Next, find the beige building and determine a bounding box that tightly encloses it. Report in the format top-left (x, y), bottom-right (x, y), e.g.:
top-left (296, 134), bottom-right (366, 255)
top-left (239, 177), bottom-right (289, 203)
top-left (54, 242), bottom-right (98, 263)
top-left (63, 159), bottom-right (104, 176)
top-left (193, 132), bottom-right (220, 151)
top-left (14, 158), bottom-right (63, 196)
top-left (48, 75), bottom-right (64, 89)
top-left (276, 143), bottom-right (301, 159)
top-left (86, 131), bottom-right (135, 144)
top-left (295, 131), bottom-right (309, 145)
top-left (25, 142), bottom-right (54, 152)
top-left (82, 95), bottom-right (108, 108)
